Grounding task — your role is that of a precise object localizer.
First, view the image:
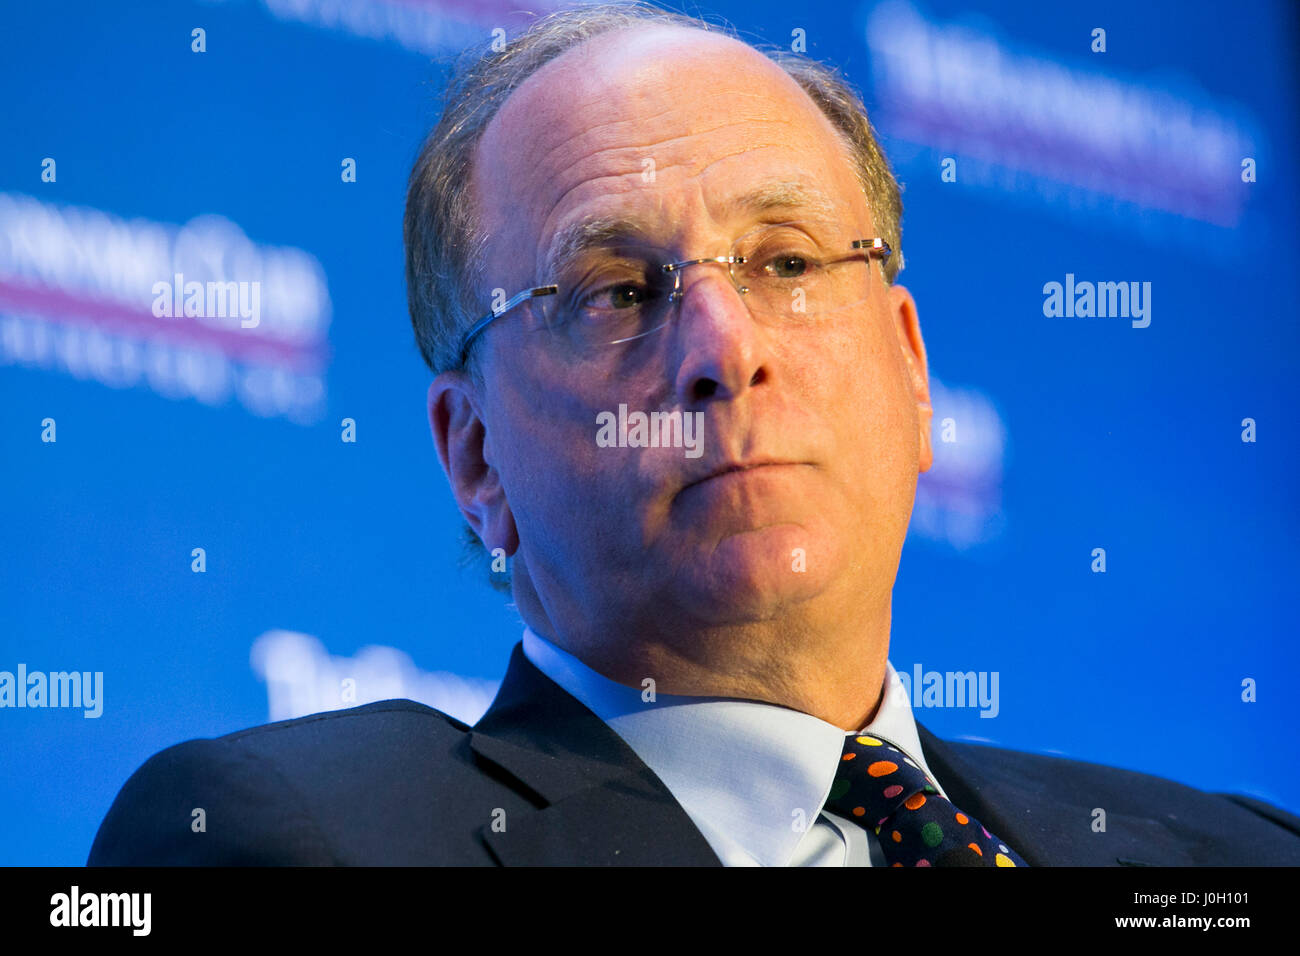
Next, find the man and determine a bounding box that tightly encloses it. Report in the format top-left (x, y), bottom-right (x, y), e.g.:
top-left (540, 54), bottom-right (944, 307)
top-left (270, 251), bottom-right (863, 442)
top-left (89, 2), bottom-right (1300, 866)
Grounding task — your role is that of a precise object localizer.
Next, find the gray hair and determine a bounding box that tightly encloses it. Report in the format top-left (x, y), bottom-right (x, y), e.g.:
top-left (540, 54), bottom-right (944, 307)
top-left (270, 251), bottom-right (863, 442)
top-left (404, 1), bottom-right (904, 588)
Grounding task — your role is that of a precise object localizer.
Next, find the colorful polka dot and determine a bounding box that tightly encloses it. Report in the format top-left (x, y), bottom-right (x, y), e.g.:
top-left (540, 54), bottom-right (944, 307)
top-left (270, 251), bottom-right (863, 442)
top-left (867, 760), bottom-right (897, 777)
top-left (852, 807), bottom-right (865, 817)
top-left (920, 823), bottom-right (944, 847)
top-left (904, 793), bottom-right (927, 810)
top-left (955, 812), bottom-right (969, 825)
top-left (828, 778), bottom-right (850, 800)
top-left (856, 735), bottom-right (882, 746)
top-left (883, 784), bottom-right (904, 798)
top-left (995, 853), bottom-right (1016, 867)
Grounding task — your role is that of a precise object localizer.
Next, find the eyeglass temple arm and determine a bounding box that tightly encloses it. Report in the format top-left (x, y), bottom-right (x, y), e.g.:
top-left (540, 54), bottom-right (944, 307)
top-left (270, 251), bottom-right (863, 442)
top-left (852, 237), bottom-right (891, 259)
top-left (458, 284), bottom-right (558, 365)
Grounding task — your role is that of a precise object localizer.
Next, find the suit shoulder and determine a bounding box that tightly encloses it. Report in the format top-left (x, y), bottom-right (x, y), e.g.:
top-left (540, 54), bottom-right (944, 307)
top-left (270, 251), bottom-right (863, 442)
top-left (942, 736), bottom-right (1300, 861)
top-left (88, 700), bottom-right (478, 866)
top-left (944, 737), bottom-right (1190, 790)
top-left (217, 698), bottom-right (472, 753)
top-left (88, 732), bottom-right (335, 865)
top-left (210, 699), bottom-right (475, 790)
top-left (1215, 792), bottom-right (1300, 838)
top-left (944, 737), bottom-right (1274, 806)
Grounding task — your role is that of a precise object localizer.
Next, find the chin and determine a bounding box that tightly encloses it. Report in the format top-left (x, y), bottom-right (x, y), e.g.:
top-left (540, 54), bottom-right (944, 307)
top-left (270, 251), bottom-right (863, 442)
top-left (674, 523), bottom-right (836, 621)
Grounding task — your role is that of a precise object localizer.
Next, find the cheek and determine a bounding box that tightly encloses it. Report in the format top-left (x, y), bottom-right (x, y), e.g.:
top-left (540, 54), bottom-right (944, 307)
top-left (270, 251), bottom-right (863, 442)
top-left (490, 362), bottom-right (633, 532)
top-left (806, 310), bottom-right (918, 495)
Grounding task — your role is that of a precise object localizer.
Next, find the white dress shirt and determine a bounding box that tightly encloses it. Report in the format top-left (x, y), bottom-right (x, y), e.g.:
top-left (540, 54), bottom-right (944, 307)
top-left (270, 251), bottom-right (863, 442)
top-left (521, 626), bottom-right (950, 867)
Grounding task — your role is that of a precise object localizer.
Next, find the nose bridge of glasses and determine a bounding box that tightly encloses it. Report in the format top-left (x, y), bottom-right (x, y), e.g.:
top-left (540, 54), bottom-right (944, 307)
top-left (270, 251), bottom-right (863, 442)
top-left (662, 254), bottom-right (749, 304)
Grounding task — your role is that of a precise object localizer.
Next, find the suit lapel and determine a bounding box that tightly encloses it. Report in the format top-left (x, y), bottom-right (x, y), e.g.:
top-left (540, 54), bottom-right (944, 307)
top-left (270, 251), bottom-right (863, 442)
top-left (468, 643), bottom-right (722, 866)
top-left (915, 722), bottom-right (1194, 866)
top-left (914, 722), bottom-right (1058, 866)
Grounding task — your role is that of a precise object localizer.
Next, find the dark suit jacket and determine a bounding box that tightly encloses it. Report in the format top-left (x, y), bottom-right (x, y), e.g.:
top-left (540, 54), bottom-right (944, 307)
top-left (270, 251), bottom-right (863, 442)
top-left (88, 642), bottom-right (1300, 865)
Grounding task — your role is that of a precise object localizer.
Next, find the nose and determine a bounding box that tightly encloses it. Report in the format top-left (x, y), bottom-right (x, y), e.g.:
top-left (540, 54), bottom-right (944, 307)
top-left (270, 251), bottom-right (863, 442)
top-left (669, 261), bottom-right (768, 406)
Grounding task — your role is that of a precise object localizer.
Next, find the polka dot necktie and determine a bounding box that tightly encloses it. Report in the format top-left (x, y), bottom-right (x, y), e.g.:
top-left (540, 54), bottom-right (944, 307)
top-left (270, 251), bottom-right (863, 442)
top-left (824, 733), bottom-right (1029, 867)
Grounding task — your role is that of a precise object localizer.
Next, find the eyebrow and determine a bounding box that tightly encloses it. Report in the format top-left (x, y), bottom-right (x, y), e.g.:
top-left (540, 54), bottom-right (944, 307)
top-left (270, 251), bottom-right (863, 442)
top-left (541, 180), bottom-right (839, 280)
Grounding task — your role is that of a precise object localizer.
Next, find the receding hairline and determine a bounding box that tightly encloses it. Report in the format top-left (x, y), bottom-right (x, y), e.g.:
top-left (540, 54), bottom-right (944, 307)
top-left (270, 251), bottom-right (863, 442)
top-left (473, 25), bottom-right (875, 293)
top-left (496, 21), bottom-right (778, 110)
top-left (477, 19), bottom-right (834, 174)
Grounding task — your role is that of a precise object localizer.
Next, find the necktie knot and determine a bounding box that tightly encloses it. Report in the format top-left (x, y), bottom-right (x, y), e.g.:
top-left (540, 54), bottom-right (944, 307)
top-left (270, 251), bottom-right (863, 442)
top-left (827, 734), bottom-right (938, 826)
top-left (824, 733), bottom-right (1028, 867)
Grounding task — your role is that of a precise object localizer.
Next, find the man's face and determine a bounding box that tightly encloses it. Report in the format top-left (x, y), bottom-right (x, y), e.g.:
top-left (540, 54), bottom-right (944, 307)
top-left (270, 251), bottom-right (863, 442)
top-left (439, 26), bottom-right (931, 646)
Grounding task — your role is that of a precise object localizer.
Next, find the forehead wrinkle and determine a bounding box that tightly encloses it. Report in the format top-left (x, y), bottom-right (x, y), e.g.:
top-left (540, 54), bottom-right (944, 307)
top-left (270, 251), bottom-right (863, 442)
top-left (538, 132), bottom-right (842, 243)
top-left (528, 117), bottom-right (787, 202)
top-left (515, 65), bottom-right (832, 191)
top-left (582, 123), bottom-right (745, 164)
top-left (555, 92), bottom-right (824, 156)
top-left (540, 103), bottom-right (684, 150)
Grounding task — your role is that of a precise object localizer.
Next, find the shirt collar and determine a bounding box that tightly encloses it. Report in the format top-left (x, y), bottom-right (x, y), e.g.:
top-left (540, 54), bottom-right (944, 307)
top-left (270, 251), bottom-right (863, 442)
top-left (521, 626), bottom-right (947, 867)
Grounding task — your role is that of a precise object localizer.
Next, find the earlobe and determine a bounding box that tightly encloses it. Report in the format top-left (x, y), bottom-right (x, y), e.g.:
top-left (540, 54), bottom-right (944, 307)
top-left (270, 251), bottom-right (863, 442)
top-left (888, 284), bottom-right (934, 473)
top-left (427, 376), bottom-right (519, 554)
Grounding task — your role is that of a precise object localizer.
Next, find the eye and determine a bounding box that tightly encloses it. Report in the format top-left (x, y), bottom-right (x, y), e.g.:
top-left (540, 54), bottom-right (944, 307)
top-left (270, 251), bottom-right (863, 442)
top-left (764, 254), bottom-right (809, 279)
top-left (599, 283), bottom-right (647, 310)
top-left (575, 282), bottom-right (650, 315)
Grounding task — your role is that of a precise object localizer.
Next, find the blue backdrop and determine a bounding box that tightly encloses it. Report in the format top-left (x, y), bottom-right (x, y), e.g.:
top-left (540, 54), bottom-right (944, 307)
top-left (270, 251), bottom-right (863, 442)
top-left (2, 0), bottom-right (1297, 865)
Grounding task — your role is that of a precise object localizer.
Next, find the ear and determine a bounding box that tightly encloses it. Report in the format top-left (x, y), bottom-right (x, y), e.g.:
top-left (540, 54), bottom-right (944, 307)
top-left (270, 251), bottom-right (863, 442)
top-left (427, 373), bottom-right (519, 555)
top-left (887, 284), bottom-right (933, 473)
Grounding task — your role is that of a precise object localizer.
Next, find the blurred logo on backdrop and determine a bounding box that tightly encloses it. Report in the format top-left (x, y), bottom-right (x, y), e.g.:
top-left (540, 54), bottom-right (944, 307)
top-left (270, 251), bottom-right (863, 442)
top-left (864, 0), bottom-right (1261, 236)
top-left (250, 629), bottom-right (499, 725)
top-left (0, 193), bottom-right (332, 424)
top-left (911, 376), bottom-right (1007, 550)
top-left (242, 0), bottom-right (581, 55)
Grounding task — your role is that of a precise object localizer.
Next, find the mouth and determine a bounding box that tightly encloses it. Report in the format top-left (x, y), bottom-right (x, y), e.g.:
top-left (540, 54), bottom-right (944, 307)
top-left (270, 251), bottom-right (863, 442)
top-left (679, 460), bottom-right (804, 495)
